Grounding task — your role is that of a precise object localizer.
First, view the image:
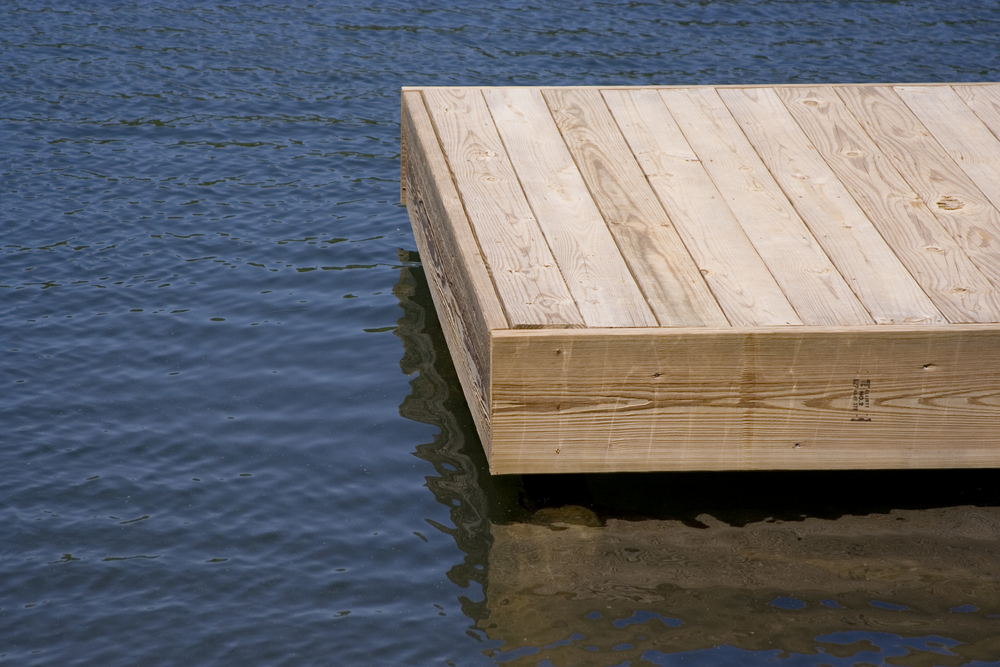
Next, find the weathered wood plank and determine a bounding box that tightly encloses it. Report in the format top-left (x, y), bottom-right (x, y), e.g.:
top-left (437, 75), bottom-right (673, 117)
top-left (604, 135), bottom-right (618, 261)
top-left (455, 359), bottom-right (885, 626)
top-left (489, 326), bottom-right (1000, 474)
top-left (955, 84), bottom-right (1000, 137)
top-left (542, 88), bottom-right (729, 328)
top-left (839, 86), bottom-right (1000, 295)
top-left (422, 88), bottom-right (584, 329)
top-left (719, 87), bottom-right (943, 325)
top-left (401, 91), bottom-right (503, 454)
top-left (602, 88), bottom-right (801, 327)
top-left (659, 87), bottom-right (874, 326)
top-left (482, 87), bottom-right (659, 328)
top-left (779, 86), bottom-right (1000, 324)
top-left (896, 85), bottom-right (1000, 244)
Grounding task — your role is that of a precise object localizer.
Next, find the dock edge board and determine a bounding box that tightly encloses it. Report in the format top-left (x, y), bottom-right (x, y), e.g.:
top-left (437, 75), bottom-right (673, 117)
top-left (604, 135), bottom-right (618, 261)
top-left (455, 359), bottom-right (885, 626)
top-left (489, 326), bottom-right (1000, 474)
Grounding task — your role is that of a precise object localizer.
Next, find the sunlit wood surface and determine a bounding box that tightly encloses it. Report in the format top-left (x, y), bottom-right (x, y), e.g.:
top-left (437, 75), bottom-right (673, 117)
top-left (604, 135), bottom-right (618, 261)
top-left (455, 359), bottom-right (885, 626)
top-left (402, 83), bottom-right (1000, 474)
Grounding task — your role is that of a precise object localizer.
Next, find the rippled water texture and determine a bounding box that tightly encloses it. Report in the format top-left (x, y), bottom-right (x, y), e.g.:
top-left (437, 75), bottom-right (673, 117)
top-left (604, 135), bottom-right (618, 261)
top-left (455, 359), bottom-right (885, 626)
top-left (3, 1), bottom-right (1000, 665)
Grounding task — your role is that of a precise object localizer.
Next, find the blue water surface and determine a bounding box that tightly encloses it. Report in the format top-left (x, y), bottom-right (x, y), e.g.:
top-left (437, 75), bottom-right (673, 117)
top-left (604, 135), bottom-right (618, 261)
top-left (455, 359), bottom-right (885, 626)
top-left (3, 1), bottom-right (1000, 666)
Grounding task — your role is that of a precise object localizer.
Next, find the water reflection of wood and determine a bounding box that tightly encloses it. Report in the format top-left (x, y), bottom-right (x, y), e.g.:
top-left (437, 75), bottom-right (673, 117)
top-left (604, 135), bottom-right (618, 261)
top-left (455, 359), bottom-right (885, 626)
top-left (394, 255), bottom-right (525, 624)
top-left (486, 507), bottom-right (1000, 666)
top-left (394, 258), bottom-right (1000, 667)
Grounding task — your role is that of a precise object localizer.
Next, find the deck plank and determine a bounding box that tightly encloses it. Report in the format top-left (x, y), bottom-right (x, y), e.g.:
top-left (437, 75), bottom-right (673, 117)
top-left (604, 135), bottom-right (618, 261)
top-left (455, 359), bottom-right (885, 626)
top-left (954, 84), bottom-right (1000, 137)
top-left (659, 87), bottom-right (874, 326)
top-left (893, 86), bottom-right (1000, 209)
top-left (482, 87), bottom-right (659, 328)
top-left (422, 88), bottom-right (584, 329)
top-left (542, 88), bottom-right (729, 328)
top-left (895, 85), bottom-right (1000, 244)
top-left (719, 87), bottom-right (943, 325)
top-left (602, 89), bottom-right (801, 327)
top-left (401, 91), bottom-right (505, 452)
top-left (838, 86), bottom-right (1000, 295)
top-left (779, 86), bottom-right (1000, 324)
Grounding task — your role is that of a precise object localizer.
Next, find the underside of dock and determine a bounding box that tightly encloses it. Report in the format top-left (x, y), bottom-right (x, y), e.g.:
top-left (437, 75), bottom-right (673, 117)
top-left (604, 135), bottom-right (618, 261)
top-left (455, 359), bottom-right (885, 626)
top-left (401, 82), bottom-right (1000, 474)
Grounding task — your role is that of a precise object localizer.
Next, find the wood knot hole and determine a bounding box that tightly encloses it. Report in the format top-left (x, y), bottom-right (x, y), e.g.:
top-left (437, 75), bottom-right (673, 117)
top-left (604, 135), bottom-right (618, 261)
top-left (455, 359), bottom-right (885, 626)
top-left (652, 372), bottom-right (661, 378)
top-left (793, 443), bottom-right (801, 449)
top-left (937, 196), bottom-right (964, 210)
top-left (922, 363), bottom-right (937, 370)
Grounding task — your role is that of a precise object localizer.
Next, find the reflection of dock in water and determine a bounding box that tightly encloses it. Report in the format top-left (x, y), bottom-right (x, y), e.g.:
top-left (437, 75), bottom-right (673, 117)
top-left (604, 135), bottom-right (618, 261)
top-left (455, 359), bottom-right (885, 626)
top-left (488, 508), bottom-right (1000, 666)
top-left (394, 253), bottom-right (525, 624)
top-left (393, 257), bottom-right (1000, 667)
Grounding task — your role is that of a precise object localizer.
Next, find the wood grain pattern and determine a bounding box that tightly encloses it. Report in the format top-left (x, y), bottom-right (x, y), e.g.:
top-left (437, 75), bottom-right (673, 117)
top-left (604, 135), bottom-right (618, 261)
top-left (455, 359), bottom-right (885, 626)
top-left (422, 88), bottom-right (584, 329)
top-left (602, 89), bottom-right (802, 327)
top-left (659, 87), bottom-right (874, 326)
top-left (839, 86), bottom-right (1000, 294)
top-left (482, 87), bottom-right (659, 328)
top-left (489, 326), bottom-right (1000, 474)
top-left (895, 85), bottom-right (1000, 244)
top-left (542, 88), bottom-right (729, 328)
top-left (954, 84), bottom-right (1000, 136)
top-left (402, 91), bottom-right (502, 454)
top-left (719, 87), bottom-right (944, 325)
top-left (779, 86), bottom-right (1000, 323)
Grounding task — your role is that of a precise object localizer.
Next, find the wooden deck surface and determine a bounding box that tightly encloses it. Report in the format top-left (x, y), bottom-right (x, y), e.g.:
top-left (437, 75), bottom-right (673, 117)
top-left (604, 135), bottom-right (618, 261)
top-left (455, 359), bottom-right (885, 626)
top-left (402, 83), bottom-right (1000, 474)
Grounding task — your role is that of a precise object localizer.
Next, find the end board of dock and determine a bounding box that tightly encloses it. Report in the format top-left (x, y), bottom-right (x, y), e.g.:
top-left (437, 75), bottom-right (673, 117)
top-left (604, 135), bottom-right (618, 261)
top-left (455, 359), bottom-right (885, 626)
top-left (401, 83), bottom-right (1000, 474)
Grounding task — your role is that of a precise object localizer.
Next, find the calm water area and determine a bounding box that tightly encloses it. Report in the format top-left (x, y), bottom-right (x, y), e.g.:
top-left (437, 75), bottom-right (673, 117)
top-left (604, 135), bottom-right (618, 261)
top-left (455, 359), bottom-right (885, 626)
top-left (4, 1), bottom-right (1000, 665)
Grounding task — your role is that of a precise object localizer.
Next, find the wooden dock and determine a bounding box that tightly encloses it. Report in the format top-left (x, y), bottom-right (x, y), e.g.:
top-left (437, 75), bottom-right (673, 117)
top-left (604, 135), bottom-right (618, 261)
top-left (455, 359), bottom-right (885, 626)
top-left (401, 83), bottom-right (1000, 474)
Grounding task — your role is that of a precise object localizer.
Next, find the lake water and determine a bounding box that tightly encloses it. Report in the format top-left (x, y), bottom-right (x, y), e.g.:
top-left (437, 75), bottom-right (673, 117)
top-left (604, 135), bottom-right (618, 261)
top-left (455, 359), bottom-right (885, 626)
top-left (3, 2), bottom-right (1000, 665)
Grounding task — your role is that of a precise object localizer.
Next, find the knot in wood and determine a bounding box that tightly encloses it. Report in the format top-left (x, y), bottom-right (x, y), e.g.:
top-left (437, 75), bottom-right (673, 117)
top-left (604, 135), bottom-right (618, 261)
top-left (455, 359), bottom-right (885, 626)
top-left (936, 196), bottom-right (964, 211)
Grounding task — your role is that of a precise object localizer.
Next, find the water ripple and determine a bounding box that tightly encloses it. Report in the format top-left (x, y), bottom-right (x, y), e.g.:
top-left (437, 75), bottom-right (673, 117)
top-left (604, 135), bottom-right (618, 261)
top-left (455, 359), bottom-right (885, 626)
top-left (3, 1), bottom-right (1000, 665)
